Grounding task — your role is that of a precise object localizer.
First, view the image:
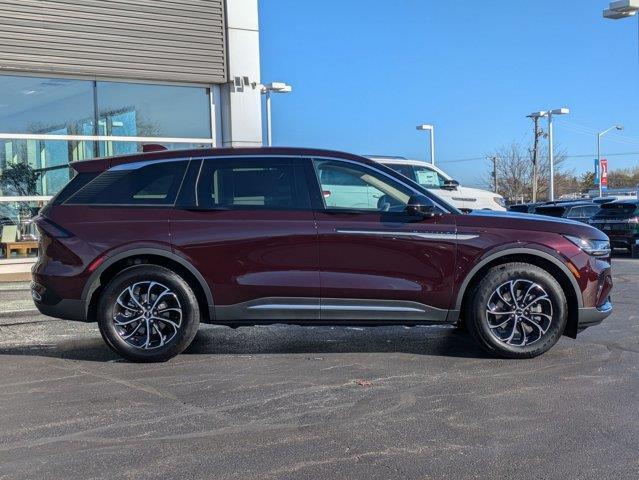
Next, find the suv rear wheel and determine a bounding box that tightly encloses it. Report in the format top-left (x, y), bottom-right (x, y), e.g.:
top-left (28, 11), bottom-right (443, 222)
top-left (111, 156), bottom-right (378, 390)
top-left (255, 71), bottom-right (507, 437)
top-left (466, 262), bottom-right (567, 358)
top-left (97, 265), bottom-right (200, 362)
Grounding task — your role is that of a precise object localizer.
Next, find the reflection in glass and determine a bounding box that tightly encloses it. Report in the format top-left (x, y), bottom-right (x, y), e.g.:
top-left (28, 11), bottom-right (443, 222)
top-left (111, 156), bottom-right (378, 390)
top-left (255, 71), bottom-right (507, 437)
top-left (96, 81), bottom-right (211, 147)
top-left (0, 75), bottom-right (212, 200)
top-left (0, 139), bottom-right (94, 196)
top-left (0, 199), bottom-right (44, 259)
top-left (0, 75), bottom-right (94, 135)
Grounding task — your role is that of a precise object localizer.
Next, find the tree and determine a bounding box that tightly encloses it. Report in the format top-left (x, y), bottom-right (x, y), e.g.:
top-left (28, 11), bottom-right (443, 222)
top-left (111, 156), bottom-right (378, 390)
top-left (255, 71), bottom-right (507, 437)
top-left (580, 171), bottom-right (596, 191)
top-left (483, 142), bottom-right (569, 202)
top-left (608, 166), bottom-right (639, 189)
top-left (0, 162), bottom-right (40, 196)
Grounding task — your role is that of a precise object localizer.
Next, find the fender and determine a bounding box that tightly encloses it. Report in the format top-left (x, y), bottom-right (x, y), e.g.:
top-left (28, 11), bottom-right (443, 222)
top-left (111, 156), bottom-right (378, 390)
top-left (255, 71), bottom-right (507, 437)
top-left (82, 247), bottom-right (214, 315)
top-left (447, 246), bottom-right (583, 322)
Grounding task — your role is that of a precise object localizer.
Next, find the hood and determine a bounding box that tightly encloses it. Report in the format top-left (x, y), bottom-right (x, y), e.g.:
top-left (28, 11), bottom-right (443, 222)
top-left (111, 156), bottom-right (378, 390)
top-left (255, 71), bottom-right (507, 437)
top-left (460, 185), bottom-right (501, 199)
top-left (466, 209), bottom-right (608, 240)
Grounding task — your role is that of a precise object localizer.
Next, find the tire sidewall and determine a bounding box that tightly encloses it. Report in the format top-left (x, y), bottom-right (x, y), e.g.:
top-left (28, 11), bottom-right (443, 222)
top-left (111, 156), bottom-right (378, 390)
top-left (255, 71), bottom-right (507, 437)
top-left (97, 265), bottom-right (200, 362)
top-left (469, 264), bottom-right (568, 358)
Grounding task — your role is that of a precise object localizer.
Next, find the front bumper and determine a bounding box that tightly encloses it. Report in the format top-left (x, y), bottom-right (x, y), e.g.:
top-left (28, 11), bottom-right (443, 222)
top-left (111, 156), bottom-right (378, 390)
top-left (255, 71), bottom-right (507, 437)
top-left (607, 233), bottom-right (639, 249)
top-left (577, 298), bottom-right (613, 330)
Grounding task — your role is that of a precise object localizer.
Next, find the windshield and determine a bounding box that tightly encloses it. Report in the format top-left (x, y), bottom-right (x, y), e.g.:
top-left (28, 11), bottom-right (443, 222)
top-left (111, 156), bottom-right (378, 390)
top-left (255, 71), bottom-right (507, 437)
top-left (389, 164), bottom-right (448, 189)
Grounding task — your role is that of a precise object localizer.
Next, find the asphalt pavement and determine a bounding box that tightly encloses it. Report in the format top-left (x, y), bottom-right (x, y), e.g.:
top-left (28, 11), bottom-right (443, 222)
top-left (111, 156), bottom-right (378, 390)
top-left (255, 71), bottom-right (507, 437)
top-left (1, 258), bottom-right (638, 479)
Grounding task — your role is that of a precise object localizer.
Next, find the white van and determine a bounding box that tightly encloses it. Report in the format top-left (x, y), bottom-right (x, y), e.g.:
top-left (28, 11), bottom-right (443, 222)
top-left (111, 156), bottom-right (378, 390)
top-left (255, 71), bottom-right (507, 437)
top-left (369, 156), bottom-right (506, 212)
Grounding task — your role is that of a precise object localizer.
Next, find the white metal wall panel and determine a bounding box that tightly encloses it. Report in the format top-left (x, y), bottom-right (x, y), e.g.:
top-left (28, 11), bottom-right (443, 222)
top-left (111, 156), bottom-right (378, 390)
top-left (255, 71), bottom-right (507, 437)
top-left (0, 0), bottom-right (226, 84)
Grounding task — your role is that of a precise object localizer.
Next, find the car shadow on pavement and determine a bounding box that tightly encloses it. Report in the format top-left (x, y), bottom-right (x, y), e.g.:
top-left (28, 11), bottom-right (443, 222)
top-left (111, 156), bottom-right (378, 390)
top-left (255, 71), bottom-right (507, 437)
top-left (0, 324), bottom-right (490, 363)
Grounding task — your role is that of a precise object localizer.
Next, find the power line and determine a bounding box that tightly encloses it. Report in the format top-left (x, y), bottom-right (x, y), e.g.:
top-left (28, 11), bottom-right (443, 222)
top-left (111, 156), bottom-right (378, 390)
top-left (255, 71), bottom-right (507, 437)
top-left (439, 150), bottom-right (639, 164)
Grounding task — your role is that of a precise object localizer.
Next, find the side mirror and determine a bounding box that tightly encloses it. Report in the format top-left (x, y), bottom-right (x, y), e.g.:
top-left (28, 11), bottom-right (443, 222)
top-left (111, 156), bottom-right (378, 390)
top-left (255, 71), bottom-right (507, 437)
top-left (441, 179), bottom-right (459, 191)
top-left (406, 194), bottom-right (438, 217)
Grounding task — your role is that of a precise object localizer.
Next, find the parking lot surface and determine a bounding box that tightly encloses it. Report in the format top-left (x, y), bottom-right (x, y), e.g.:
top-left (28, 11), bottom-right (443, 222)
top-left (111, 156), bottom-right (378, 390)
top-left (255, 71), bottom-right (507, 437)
top-left (1, 258), bottom-right (638, 479)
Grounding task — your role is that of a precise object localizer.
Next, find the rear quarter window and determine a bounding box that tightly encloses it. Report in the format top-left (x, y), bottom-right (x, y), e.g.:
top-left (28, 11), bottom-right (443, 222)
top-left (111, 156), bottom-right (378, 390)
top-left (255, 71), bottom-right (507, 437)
top-left (65, 160), bottom-right (189, 206)
top-left (50, 172), bottom-right (99, 205)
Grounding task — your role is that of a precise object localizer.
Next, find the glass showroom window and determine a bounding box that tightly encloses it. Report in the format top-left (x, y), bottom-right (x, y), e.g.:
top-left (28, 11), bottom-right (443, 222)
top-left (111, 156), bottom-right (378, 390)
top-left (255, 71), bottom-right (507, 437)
top-left (0, 75), bottom-right (96, 199)
top-left (96, 81), bottom-right (212, 156)
top-left (0, 74), bottom-right (212, 261)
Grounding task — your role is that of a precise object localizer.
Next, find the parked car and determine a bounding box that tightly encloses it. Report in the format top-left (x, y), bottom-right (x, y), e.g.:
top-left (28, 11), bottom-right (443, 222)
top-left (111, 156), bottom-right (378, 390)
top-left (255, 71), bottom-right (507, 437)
top-left (592, 195), bottom-right (636, 205)
top-left (32, 147), bottom-right (613, 362)
top-left (589, 199), bottom-right (639, 258)
top-left (508, 202), bottom-right (544, 214)
top-left (534, 200), bottom-right (600, 224)
top-left (592, 197), bottom-right (619, 205)
top-left (368, 156), bottom-right (506, 212)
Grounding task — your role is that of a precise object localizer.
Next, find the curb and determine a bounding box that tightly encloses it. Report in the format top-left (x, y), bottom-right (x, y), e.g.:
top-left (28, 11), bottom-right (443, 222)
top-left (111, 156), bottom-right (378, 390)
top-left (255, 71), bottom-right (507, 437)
top-left (0, 308), bottom-right (40, 319)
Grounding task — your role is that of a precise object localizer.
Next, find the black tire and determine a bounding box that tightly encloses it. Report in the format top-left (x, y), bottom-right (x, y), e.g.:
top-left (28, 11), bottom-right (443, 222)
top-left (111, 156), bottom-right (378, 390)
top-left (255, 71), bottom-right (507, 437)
top-left (465, 262), bottom-right (567, 359)
top-left (631, 244), bottom-right (639, 259)
top-left (454, 317), bottom-right (467, 333)
top-left (97, 265), bottom-right (200, 362)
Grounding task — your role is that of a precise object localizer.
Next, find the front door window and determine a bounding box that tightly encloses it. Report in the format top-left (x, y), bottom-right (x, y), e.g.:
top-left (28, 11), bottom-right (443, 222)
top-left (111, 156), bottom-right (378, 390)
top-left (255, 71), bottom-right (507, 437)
top-left (313, 160), bottom-right (412, 213)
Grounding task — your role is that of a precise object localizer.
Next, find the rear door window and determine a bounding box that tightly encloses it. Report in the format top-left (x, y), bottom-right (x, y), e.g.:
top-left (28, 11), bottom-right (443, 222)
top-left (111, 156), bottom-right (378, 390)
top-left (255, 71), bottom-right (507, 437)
top-left (584, 205), bottom-right (600, 217)
top-left (567, 206), bottom-right (584, 219)
top-left (194, 157), bottom-right (310, 210)
top-left (66, 160), bottom-right (189, 206)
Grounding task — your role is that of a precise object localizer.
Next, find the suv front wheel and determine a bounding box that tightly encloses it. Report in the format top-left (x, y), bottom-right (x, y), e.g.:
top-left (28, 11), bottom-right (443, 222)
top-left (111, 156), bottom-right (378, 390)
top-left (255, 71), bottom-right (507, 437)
top-left (97, 265), bottom-right (200, 362)
top-left (466, 262), bottom-right (568, 358)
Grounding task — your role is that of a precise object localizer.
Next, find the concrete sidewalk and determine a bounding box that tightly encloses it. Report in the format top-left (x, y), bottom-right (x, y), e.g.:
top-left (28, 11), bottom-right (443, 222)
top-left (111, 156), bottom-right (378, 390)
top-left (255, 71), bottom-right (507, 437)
top-left (0, 272), bottom-right (32, 283)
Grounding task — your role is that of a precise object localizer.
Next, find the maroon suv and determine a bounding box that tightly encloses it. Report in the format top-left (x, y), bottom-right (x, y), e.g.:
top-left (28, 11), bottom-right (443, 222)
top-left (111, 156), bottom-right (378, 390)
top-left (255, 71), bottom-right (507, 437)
top-left (32, 148), bottom-right (613, 362)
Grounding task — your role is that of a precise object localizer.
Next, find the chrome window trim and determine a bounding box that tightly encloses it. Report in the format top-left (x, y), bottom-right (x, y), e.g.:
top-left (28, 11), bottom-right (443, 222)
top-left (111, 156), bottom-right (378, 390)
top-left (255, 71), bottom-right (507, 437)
top-left (95, 153), bottom-right (455, 214)
top-left (110, 157), bottom-right (193, 171)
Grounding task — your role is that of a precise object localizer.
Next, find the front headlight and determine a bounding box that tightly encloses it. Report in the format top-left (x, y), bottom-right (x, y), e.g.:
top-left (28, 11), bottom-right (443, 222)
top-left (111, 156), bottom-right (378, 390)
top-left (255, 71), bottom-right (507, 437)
top-left (564, 235), bottom-right (610, 257)
top-left (493, 196), bottom-right (506, 207)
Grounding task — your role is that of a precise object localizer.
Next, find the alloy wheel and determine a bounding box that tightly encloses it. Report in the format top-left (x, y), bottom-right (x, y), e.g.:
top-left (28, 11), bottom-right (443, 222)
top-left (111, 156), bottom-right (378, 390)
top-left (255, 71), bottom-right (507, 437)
top-left (112, 281), bottom-right (183, 350)
top-left (485, 279), bottom-right (553, 347)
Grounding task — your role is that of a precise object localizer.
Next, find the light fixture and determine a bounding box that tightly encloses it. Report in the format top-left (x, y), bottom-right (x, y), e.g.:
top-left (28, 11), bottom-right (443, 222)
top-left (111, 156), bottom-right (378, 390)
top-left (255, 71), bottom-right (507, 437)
top-left (260, 82), bottom-right (293, 146)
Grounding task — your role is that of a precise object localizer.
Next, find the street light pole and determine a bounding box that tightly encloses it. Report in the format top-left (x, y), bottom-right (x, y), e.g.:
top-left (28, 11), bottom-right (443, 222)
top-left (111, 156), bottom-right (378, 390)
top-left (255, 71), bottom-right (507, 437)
top-left (416, 124), bottom-right (435, 165)
top-left (264, 89), bottom-right (272, 147)
top-left (597, 124), bottom-right (624, 198)
top-left (260, 82), bottom-right (293, 147)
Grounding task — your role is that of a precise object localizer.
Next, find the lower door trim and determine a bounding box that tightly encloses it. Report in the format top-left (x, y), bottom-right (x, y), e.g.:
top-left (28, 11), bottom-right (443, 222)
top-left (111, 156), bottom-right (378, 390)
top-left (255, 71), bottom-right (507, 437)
top-left (215, 297), bottom-right (449, 323)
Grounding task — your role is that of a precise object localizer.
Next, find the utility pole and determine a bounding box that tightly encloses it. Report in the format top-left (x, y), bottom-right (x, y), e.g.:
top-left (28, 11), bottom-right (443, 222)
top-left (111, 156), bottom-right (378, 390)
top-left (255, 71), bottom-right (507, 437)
top-left (488, 156), bottom-right (499, 194)
top-left (531, 116), bottom-right (541, 203)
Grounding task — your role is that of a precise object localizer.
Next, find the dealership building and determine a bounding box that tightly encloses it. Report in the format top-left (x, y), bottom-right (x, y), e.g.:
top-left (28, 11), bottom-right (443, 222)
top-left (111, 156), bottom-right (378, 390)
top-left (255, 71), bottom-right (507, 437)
top-left (0, 0), bottom-right (263, 267)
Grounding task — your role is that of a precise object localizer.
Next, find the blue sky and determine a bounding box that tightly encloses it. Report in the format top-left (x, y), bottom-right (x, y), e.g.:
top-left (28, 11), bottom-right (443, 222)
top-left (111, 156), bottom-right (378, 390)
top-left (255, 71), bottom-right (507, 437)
top-left (259, 0), bottom-right (639, 187)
